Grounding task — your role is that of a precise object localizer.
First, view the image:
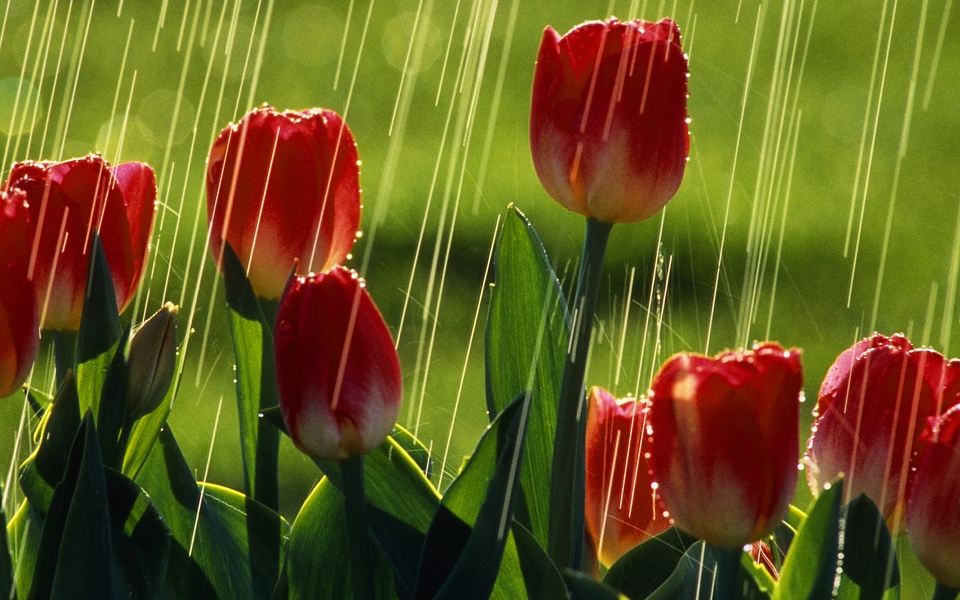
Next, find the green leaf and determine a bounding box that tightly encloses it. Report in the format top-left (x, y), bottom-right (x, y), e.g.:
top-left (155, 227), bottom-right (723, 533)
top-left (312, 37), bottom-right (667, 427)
top-left (98, 326), bottom-right (131, 469)
top-left (282, 477), bottom-right (398, 599)
top-left (833, 494), bottom-right (899, 600)
top-left (391, 424), bottom-right (432, 477)
top-left (645, 542), bottom-right (768, 600)
top-left (19, 372), bottom-right (82, 513)
top-left (0, 494), bottom-right (15, 599)
top-left (564, 571), bottom-right (628, 600)
top-left (603, 526), bottom-right (698, 599)
top-left (7, 500), bottom-right (42, 598)
top-left (223, 241), bottom-right (280, 510)
top-left (485, 205), bottom-right (569, 547)
top-left (29, 413), bottom-right (114, 599)
top-left (415, 395), bottom-right (530, 600)
top-left (134, 426), bottom-right (288, 599)
top-left (121, 378), bottom-right (176, 480)
top-left (76, 234), bottom-right (123, 418)
top-left (511, 521), bottom-right (569, 600)
top-left (772, 481), bottom-right (843, 600)
top-left (315, 436), bottom-right (440, 598)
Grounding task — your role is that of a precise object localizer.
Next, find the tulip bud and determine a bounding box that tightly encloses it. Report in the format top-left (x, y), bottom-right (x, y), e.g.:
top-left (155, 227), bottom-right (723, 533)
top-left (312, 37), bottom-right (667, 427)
top-left (0, 188), bottom-right (39, 398)
top-left (907, 405), bottom-right (960, 588)
top-left (585, 386), bottom-right (668, 565)
top-left (206, 105), bottom-right (362, 300)
top-left (805, 333), bottom-right (947, 531)
top-left (530, 18), bottom-right (689, 224)
top-left (2, 155), bottom-right (156, 331)
top-left (274, 267), bottom-right (402, 461)
top-left (648, 343), bottom-right (802, 548)
top-left (126, 302), bottom-right (178, 421)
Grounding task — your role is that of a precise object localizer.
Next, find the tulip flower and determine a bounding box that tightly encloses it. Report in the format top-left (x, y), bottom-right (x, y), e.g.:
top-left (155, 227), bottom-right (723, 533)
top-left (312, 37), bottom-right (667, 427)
top-left (529, 18), bottom-right (689, 224)
top-left (2, 155), bottom-right (156, 331)
top-left (585, 386), bottom-right (668, 566)
top-left (0, 188), bottom-right (40, 397)
top-left (274, 266), bottom-right (401, 461)
top-left (126, 302), bottom-right (178, 421)
top-left (805, 333), bottom-right (946, 531)
top-left (648, 343), bottom-right (802, 548)
top-left (907, 404), bottom-right (960, 589)
top-left (206, 105), bottom-right (361, 300)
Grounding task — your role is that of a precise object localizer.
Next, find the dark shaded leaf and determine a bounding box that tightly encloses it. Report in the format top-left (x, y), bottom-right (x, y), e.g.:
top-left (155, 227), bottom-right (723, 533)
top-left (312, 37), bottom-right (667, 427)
top-left (564, 571), bottom-right (627, 600)
top-left (134, 427), bottom-right (288, 600)
top-left (835, 494), bottom-right (899, 600)
top-left (511, 520), bottom-right (569, 600)
top-left (29, 413), bottom-right (114, 600)
top-left (603, 526), bottom-right (698, 599)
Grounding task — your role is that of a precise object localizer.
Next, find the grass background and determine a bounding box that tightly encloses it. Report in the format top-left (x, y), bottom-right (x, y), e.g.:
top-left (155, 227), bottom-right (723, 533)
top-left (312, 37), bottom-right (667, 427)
top-left (0, 0), bottom-right (957, 593)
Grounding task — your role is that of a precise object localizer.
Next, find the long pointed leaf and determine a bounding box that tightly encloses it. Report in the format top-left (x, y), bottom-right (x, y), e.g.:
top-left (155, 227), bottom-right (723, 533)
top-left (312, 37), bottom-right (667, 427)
top-left (485, 205), bottom-right (569, 546)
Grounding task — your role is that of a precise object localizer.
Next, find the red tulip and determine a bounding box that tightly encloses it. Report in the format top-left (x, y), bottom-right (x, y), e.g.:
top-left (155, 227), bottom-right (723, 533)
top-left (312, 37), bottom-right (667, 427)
top-left (206, 105), bottom-right (361, 299)
top-left (274, 266), bottom-right (402, 461)
top-left (585, 386), bottom-right (668, 565)
top-left (648, 343), bottom-right (802, 548)
top-left (907, 404), bottom-right (960, 588)
top-left (0, 188), bottom-right (39, 397)
top-left (2, 155), bottom-right (156, 331)
top-left (805, 333), bottom-right (948, 531)
top-left (529, 18), bottom-right (689, 223)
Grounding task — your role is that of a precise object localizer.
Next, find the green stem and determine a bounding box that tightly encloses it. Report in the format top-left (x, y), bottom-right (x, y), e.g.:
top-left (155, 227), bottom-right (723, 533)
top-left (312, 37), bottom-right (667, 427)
top-left (51, 329), bottom-right (78, 387)
top-left (547, 218), bottom-right (612, 570)
top-left (710, 545), bottom-right (743, 600)
top-left (256, 298), bottom-right (280, 513)
top-left (934, 582), bottom-right (960, 600)
top-left (342, 455), bottom-right (376, 600)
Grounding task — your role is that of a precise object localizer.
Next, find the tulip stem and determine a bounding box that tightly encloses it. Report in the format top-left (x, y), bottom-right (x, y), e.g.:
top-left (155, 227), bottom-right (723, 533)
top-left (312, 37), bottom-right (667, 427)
top-left (341, 455), bottom-right (376, 600)
top-left (710, 545), bottom-right (743, 600)
top-left (255, 298), bottom-right (280, 513)
top-left (548, 217), bottom-right (612, 570)
top-left (51, 329), bottom-right (78, 387)
top-left (934, 583), bottom-right (960, 600)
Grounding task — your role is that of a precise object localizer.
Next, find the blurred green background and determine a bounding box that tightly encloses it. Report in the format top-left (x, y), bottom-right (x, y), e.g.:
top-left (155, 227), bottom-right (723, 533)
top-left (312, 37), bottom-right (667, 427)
top-left (0, 0), bottom-right (957, 591)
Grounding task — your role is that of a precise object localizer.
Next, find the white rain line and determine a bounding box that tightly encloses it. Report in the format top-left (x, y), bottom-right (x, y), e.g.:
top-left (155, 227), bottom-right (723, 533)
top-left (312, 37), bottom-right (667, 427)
top-left (433, 0), bottom-right (461, 106)
top-left (870, 0), bottom-right (923, 332)
top-left (938, 190), bottom-right (960, 359)
top-left (333, 0), bottom-right (356, 91)
top-left (55, 0), bottom-right (96, 160)
top-left (395, 0), bottom-right (480, 352)
top-left (176, 0), bottom-right (192, 51)
top-left (921, 281), bottom-right (938, 347)
top-left (634, 211), bottom-right (665, 396)
top-left (614, 267), bottom-right (636, 389)
top-left (843, 0), bottom-right (890, 258)
top-left (437, 214), bottom-right (500, 492)
top-left (737, 0), bottom-right (793, 347)
top-left (764, 110), bottom-right (802, 340)
top-left (921, 0), bottom-right (952, 110)
top-left (0, 0), bottom-right (12, 55)
top-left (16, 0), bottom-right (58, 162)
top-left (189, 395), bottom-right (224, 557)
top-left (704, 3), bottom-right (763, 355)
top-left (37, 0), bottom-right (74, 160)
top-left (359, 0), bottom-right (437, 278)
top-left (389, 0), bottom-right (426, 136)
top-left (1, 0), bottom-right (42, 172)
top-left (846, 0), bottom-right (897, 308)
top-left (644, 255), bottom-right (673, 389)
top-left (152, 0), bottom-right (170, 51)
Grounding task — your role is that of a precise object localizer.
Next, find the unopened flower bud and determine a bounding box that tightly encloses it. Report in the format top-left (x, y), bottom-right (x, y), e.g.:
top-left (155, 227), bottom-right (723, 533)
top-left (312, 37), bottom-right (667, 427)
top-left (126, 302), bottom-right (178, 421)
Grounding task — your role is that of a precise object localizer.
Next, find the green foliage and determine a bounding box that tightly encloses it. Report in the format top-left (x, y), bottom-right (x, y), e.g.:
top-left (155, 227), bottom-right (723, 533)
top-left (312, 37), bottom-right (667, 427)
top-left (415, 395), bottom-right (529, 600)
top-left (603, 527), bottom-right (698, 599)
top-left (222, 241), bottom-right (280, 510)
top-left (773, 482), bottom-right (843, 600)
top-left (485, 205), bottom-right (570, 547)
top-left (134, 427), bottom-right (289, 600)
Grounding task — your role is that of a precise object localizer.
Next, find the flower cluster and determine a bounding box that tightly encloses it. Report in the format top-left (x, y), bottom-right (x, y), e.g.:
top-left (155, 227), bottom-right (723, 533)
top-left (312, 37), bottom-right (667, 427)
top-left (0, 154), bottom-right (157, 398)
top-left (206, 104), bottom-right (402, 461)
